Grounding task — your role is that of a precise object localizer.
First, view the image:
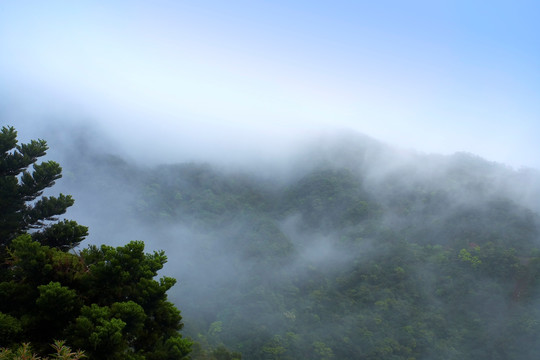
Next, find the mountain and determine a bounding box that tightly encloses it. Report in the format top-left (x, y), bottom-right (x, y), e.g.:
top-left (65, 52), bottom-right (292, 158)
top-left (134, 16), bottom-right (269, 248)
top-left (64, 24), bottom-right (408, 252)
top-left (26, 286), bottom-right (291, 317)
top-left (54, 130), bottom-right (540, 359)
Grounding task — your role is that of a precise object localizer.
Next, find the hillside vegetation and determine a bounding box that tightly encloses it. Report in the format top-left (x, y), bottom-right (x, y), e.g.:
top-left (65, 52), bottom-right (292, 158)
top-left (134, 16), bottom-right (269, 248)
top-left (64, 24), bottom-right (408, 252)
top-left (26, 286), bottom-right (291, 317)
top-left (52, 131), bottom-right (540, 360)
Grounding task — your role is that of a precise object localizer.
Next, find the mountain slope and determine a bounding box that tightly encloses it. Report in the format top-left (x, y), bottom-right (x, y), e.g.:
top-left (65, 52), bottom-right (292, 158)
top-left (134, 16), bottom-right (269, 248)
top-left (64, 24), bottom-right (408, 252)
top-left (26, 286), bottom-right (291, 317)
top-left (55, 131), bottom-right (540, 359)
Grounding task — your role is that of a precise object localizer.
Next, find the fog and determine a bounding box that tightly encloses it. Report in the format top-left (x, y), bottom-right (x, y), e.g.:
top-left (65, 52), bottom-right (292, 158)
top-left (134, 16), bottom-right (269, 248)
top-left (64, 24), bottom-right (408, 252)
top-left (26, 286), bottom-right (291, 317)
top-left (2, 1), bottom-right (540, 359)
top-left (2, 1), bottom-right (540, 169)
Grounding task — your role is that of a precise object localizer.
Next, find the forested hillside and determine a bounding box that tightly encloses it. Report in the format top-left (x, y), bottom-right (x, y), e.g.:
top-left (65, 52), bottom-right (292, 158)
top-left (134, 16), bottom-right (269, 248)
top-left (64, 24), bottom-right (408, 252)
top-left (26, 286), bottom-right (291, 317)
top-left (47, 129), bottom-right (540, 360)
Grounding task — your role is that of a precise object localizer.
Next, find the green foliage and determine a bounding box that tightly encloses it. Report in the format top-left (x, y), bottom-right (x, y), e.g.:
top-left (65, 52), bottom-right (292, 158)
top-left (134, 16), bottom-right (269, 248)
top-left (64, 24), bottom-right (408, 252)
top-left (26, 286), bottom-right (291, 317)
top-left (283, 169), bottom-right (375, 230)
top-left (0, 126), bottom-right (87, 250)
top-left (0, 127), bottom-right (191, 359)
top-left (0, 313), bottom-right (22, 344)
top-left (0, 236), bottom-right (191, 359)
top-left (31, 220), bottom-right (89, 252)
top-left (0, 342), bottom-right (41, 360)
top-left (69, 304), bottom-right (127, 359)
top-left (0, 340), bottom-right (85, 360)
top-left (49, 340), bottom-right (86, 360)
top-left (458, 249), bottom-right (482, 268)
top-left (190, 343), bottom-right (242, 360)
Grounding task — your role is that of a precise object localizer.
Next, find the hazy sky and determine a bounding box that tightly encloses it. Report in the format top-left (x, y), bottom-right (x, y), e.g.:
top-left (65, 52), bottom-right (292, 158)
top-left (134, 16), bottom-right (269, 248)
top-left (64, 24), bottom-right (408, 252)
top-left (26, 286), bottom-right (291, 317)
top-left (1, 1), bottom-right (539, 168)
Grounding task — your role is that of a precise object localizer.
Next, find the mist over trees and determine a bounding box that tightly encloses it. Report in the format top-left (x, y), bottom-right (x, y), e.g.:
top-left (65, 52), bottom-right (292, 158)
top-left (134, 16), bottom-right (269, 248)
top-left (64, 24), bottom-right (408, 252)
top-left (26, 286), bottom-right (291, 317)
top-left (30, 123), bottom-right (540, 360)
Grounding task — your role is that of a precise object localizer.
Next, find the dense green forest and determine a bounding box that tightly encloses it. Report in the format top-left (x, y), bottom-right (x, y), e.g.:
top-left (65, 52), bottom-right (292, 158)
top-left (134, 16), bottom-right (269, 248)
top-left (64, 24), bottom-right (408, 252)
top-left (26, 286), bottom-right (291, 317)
top-left (4, 125), bottom-right (540, 359)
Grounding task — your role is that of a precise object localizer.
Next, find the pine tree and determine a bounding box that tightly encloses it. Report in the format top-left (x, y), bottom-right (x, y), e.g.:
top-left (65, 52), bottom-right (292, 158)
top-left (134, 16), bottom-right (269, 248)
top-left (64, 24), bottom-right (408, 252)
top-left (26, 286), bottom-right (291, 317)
top-left (0, 126), bottom-right (87, 251)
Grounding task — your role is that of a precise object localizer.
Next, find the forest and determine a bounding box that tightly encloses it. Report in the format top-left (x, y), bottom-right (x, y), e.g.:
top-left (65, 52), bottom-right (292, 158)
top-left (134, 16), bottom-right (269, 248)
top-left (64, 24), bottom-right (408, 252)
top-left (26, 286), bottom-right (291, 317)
top-left (2, 125), bottom-right (540, 359)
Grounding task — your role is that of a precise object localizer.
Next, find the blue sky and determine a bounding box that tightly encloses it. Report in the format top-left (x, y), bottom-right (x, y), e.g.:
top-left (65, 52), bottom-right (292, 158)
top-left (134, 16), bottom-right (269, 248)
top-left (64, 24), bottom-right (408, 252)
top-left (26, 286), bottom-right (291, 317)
top-left (1, 1), bottom-right (539, 168)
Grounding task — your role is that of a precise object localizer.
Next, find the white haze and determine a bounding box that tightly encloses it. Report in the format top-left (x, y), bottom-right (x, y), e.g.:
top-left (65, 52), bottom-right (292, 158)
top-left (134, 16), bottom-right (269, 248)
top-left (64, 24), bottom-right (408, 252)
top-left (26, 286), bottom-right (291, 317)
top-left (1, 1), bottom-right (539, 170)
